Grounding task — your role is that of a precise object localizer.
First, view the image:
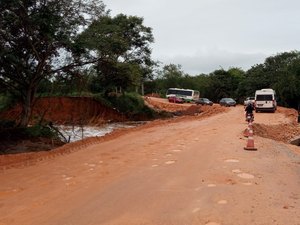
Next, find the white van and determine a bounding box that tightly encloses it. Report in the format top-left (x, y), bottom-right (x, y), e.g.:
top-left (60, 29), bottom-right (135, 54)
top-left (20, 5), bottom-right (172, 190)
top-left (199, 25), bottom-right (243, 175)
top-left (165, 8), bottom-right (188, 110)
top-left (255, 89), bottom-right (277, 113)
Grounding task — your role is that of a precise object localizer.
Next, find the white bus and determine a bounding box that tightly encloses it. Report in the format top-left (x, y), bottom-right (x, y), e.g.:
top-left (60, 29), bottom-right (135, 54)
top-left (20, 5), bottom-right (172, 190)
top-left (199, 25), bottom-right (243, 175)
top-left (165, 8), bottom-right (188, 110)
top-left (166, 88), bottom-right (200, 102)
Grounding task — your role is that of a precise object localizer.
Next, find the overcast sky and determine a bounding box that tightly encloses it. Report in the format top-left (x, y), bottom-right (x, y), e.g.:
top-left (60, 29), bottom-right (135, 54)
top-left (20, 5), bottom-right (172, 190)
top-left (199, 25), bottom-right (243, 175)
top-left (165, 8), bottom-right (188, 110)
top-left (105, 0), bottom-right (300, 75)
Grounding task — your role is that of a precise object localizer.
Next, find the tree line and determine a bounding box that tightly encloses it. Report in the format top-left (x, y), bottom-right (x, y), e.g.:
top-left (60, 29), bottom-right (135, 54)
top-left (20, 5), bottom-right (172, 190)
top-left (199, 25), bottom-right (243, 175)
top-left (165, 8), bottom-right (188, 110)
top-left (146, 51), bottom-right (300, 110)
top-left (34, 50), bottom-right (300, 112)
top-left (1, 0), bottom-right (299, 128)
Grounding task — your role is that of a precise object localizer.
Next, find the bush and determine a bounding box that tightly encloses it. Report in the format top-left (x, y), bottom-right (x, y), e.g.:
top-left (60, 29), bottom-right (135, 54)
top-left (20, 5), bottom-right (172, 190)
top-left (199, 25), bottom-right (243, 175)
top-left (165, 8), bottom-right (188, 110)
top-left (92, 93), bottom-right (113, 108)
top-left (0, 120), bottom-right (16, 129)
top-left (107, 92), bottom-right (158, 119)
top-left (25, 125), bottom-right (55, 138)
top-left (118, 93), bottom-right (144, 114)
top-left (0, 94), bottom-right (16, 112)
top-left (0, 124), bottom-right (59, 144)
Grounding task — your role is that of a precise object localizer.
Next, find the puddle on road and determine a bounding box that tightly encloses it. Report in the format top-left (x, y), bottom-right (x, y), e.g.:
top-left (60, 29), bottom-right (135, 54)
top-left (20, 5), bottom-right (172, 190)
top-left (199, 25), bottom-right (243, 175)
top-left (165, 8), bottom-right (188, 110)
top-left (192, 207), bottom-right (200, 213)
top-left (172, 149), bottom-right (182, 152)
top-left (224, 159), bottom-right (240, 163)
top-left (84, 163), bottom-right (96, 167)
top-left (242, 182), bottom-right (253, 186)
top-left (217, 200), bottom-right (228, 205)
top-left (237, 173), bottom-right (255, 179)
top-left (232, 169), bottom-right (242, 173)
top-left (165, 160), bottom-right (176, 165)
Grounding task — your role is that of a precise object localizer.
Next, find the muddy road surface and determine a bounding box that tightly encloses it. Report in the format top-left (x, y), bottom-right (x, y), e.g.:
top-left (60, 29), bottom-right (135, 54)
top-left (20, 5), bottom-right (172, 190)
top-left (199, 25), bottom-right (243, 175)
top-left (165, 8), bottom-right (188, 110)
top-left (1, 106), bottom-right (300, 225)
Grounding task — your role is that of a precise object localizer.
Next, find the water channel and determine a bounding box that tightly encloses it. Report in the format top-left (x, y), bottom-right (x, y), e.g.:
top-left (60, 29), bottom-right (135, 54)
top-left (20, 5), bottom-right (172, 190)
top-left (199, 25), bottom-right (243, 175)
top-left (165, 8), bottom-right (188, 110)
top-left (56, 121), bottom-right (146, 143)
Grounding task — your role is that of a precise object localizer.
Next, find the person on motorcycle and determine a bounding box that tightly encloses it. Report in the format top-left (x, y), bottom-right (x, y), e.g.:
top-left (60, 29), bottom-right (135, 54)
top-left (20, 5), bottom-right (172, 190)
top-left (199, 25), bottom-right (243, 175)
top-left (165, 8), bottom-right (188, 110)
top-left (245, 102), bottom-right (255, 121)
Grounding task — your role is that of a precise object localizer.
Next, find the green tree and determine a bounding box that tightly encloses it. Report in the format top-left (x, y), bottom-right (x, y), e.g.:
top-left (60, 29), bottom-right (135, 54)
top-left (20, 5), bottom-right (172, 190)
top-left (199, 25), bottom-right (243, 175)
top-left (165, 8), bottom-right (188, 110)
top-left (191, 75), bottom-right (211, 98)
top-left (206, 68), bottom-right (245, 102)
top-left (158, 64), bottom-right (185, 89)
top-left (270, 52), bottom-right (300, 108)
top-left (77, 14), bottom-right (155, 94)
top-left (243, 51), bottom-right (300, 108)
top-left (227, 67), bottom-right (246, 102)
top-left (0, 0), bottom-right (107, 127)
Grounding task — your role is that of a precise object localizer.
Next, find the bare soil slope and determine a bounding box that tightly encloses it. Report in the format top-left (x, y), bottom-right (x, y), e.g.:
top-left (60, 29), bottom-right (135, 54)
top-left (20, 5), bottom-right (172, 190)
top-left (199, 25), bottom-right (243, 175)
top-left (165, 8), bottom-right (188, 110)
top-left (0, 96), bottom-right (126, 125)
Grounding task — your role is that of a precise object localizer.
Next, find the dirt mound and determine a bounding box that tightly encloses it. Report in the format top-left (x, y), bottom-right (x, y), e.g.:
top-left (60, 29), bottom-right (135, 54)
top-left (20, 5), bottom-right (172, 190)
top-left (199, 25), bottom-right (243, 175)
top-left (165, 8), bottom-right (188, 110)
top-left (144, 97), bottom-right (190, 112)
top-left (0, 97), bottom-right (126, 125)
top-left (144, 97), bottom-right (228, 116)
top-left (195, 104), bottom-right (229, 117)
top-left (253, 107), bottom-right (300, 144)
top-left (277, 106), bottom-right (299, 123)
top-left (253, 123), bottom-right (300, 143)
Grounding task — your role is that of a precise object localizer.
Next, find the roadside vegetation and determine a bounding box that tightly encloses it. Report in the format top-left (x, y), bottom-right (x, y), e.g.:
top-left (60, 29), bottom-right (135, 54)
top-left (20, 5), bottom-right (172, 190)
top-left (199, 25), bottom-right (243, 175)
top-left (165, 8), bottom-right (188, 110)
top-left (0, 0), bottom-right (300, 147)
top-left (146, 57), bottom-right (300, 110)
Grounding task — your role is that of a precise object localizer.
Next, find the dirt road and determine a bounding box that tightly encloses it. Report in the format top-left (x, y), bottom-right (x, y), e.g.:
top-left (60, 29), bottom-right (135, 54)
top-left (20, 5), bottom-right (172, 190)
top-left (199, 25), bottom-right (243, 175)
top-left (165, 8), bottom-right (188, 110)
top-left (1, 105), bottom-right (300, 225)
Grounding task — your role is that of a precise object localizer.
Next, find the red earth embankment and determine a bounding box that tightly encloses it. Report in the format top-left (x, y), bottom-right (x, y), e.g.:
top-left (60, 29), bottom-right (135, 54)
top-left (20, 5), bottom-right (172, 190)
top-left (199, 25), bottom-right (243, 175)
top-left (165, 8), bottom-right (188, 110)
top-left (0, 97), bottom-right (127, 125)
top-left (0, 97), bottom-right (127, 158)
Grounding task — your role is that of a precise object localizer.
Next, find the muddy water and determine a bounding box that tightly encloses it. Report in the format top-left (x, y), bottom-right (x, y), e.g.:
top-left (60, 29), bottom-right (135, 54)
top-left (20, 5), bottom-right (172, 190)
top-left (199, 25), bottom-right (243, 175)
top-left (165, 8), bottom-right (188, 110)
top-left (56, 122), bottom-right (145, 142)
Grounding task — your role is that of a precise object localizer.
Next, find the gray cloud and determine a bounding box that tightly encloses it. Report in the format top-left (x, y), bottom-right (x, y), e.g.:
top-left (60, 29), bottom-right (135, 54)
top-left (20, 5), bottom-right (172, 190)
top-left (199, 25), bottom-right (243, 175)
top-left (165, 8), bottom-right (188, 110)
top-left (106, 0), bottom-right (300, 74)
top-left (157, 50), bottom-right (268, 75)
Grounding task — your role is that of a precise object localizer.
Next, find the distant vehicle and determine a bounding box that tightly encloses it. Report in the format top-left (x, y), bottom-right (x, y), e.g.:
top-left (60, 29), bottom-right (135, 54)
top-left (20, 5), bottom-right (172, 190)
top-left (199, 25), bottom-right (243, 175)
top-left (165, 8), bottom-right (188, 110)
top-left (168, 96), bottom-right (184, 104)
top-left (166, 88), bottom-right (200, 103)
top-left (244, 97), bottom-right (255, 106)
top-left (219, 98), bottom-right (236, 107)
top-left (255, 89), bottom-right (277, 112)
top-left (195, 98), bottom-right (213, 106)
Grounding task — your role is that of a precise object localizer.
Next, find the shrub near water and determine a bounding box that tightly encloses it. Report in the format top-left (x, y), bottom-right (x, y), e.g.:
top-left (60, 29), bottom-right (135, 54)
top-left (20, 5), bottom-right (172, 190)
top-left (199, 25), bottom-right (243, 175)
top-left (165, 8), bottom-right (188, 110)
top-left (108, 93), bottom-right (156, 120)
top-left (0, 94), bottom-right (16, 112)
top-left (25, 125), bottom-right (55, 138)
top-left (0, 124), bottom-right (60, 149)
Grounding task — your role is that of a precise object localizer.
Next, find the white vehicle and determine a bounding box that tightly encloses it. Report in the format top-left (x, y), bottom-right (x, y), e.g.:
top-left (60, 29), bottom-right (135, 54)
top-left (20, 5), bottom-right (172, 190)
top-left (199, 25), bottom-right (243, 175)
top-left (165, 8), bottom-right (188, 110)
top-left (254, 89), bottom-right (277, 112)
top-left (166, 88), bottom-right (200, 102)
top-left (244, 97), bottom-right (255, 106)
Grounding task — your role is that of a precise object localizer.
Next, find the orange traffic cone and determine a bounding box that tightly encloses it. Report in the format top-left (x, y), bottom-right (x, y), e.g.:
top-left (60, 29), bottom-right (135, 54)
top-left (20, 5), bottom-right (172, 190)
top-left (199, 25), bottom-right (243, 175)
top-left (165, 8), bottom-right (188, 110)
top-left (244, 121), bottom-right (254, 137)
top-left (243, 127), bottom-right (250, 137)
top-left (248, 121), bottom-right (253, 130)
top-left (244, 129), bottom-right (257, 151)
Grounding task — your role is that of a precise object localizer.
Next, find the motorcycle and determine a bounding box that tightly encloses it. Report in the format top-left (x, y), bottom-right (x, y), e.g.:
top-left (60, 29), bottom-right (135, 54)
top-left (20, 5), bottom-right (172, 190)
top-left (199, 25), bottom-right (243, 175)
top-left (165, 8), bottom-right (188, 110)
top-left (245, 112), bottom-right (254, 123)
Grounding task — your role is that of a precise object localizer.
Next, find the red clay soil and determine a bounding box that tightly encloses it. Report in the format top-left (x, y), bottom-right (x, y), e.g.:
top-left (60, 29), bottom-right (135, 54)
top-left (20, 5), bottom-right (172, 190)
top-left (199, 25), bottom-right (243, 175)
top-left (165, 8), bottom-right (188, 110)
top-left (252, 107), bottom-right (300, 143)
top-left (0, 96), bottom-right (127, 125)
top-left (253, 123), bottom-right (300, 143)
top-left (0, 97), bottom-right (229, 169)
top-left (0, 96), bottom-right (127, 159)
top-left (1, 97), bottom-right (299, 169)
